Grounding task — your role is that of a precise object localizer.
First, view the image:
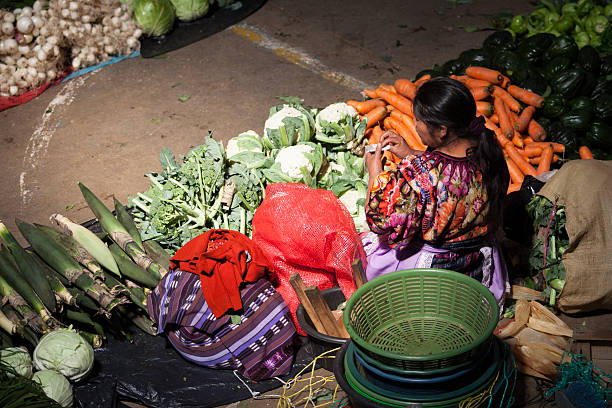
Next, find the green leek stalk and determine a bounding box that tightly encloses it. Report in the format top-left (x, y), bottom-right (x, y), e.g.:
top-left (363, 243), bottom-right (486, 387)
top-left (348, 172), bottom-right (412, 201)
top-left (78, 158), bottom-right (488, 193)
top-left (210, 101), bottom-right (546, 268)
top-left (1, 304), bottom-right (40, 347)
top-left (50, 213), bottom-right (120, 277)
top-left (0, 306), bottom-right (17, 336)
top-left (78, 330), bottom-right (104, 348)
top-left (65, 307), bottom-right (105, 337)
top-left (35, 223), bottom-right (105, 281)
top-left (117, 305), bottom-right (157, 336)
top-left (143, 239), bottom-right (171, 270)
top-left (113, 197), bottom-right (144, 250)
top-left (108, 243), bottom-right (160, 288)
top-left (26, 251), bottom-right (75, 307)
top-left (79, 183), bottom-right (166, 279)
top-left (16, 219), bottom-right (125, 313)
top-left (0, 247), bottom-right (54, 327)
top-left (0, 273), bottom-right (47, 333)
top-left (66, 287), bottom-right (107, 316)
top-left (0, 221), bottom-right (56, 313)
top-left (103, 274), bottom-right (148, 312)
top-left (0, 327), bottom-right (14, 347)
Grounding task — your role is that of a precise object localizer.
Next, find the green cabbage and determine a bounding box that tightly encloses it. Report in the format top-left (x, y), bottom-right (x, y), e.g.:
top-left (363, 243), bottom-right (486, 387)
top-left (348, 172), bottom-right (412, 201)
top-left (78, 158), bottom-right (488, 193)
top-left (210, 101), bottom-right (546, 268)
top-left (0, 347), bottom-right (33, 378)
top-left (32, 370), bottom-right (73, 408)
top-left (33, 328), bottom-right (94, 382)
top-left (132, 0), bottom-right (176, 37)
top-left (170, 0), bottom-right (209, 21)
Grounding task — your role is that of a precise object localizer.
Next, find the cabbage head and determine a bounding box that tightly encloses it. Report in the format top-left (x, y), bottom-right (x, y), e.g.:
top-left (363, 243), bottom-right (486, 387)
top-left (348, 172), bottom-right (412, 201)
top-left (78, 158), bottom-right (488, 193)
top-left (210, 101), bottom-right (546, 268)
top-left (32, 370), bottom-right (73, 408)
top-left (132, 0), bottom-right (176, 37)
top-left (33, 328), bottom-right (94, 382)
top-left (170, 0), bottom-right (209, 21)
top-left (0, 346), bottom-right (33, 378)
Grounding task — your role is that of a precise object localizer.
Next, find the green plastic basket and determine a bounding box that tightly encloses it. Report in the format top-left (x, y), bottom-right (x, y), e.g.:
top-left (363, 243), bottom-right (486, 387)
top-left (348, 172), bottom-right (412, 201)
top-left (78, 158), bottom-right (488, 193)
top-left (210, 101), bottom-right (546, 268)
top-left (343, 268), bottom-right (499, 371)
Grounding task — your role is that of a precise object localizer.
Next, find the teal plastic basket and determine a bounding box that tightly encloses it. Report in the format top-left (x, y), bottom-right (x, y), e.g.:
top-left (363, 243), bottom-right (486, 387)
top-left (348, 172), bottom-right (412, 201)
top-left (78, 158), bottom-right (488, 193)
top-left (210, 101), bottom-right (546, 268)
top-left (343, 268), bottom-right (499, 371)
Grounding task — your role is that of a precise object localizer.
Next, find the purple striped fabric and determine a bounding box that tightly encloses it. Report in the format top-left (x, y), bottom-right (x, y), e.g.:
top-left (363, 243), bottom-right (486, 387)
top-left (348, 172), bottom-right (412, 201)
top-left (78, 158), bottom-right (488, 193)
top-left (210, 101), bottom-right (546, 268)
top-left (147, 270), bottom-right (297, 381)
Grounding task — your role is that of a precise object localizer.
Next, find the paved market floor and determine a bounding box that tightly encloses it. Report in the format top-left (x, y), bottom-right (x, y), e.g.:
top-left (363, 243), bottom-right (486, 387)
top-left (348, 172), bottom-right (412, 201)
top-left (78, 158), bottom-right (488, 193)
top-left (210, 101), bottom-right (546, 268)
top-left (2, 0), bottom-right (611, 407)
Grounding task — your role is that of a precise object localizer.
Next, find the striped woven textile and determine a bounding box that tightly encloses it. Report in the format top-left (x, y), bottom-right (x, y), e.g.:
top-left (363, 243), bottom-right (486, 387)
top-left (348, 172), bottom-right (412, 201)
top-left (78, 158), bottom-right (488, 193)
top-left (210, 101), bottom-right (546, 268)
top-left (147, 270), bottom-right (297, 381)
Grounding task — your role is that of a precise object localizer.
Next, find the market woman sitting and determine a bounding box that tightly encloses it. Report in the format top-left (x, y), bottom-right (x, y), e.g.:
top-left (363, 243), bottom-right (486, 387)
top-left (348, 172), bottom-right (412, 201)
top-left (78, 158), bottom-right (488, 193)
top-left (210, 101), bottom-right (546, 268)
top-left (363, 77), bottom-right (510, 305)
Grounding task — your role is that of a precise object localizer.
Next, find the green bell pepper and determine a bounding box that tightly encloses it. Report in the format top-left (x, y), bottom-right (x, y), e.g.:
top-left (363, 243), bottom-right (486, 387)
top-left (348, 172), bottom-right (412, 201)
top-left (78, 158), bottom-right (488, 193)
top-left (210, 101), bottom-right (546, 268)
top-left (575, 31), bottom-right (591, 48)
top-left (561, 2), bottom-right (578, 16)
top-left (605, 4), bottom-right (612, 18)
top-left (586, 14), bottom-right (608, 37)
top-left (510, 15), bottom-right (528, 35)
top-left (577, 0), bottom-right (594, 16)
top-left (555, 16), bottom-right (574, 34)
top-left (589, 5), bottom-right (604, 18)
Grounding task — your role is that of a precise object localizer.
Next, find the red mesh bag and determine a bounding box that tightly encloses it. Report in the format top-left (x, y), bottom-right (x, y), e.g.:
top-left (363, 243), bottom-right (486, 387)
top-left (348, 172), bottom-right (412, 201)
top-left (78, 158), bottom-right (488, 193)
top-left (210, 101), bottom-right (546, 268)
top-left (0, 68), bottom-right (71, 112)
top-left (252, 183), bottom-right (365, 335)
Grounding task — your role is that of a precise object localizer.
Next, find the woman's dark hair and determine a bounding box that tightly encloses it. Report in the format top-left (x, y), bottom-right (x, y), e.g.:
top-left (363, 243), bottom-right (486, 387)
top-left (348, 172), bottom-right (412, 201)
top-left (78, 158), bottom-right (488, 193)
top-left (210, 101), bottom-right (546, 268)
top-left (413, 77), bottom-right (510, 230)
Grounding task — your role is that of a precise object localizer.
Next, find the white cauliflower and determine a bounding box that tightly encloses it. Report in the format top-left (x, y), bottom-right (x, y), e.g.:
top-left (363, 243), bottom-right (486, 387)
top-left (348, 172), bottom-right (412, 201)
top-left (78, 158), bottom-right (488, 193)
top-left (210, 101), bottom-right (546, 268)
top-left (315, 102), bottom-right (358, 133)
top-left (339, 189), bottom-right (360, 214)
top-left (225, 130), bottom-right (263, 159)
top-left (264, 106), bottom-right (304, 130)
top-left (275, 144), bottom-right (315, 179)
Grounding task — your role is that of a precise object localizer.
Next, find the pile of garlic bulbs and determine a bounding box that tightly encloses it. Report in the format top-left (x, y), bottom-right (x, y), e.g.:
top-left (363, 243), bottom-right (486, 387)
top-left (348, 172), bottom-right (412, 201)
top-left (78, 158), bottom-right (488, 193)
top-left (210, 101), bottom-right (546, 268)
top-left (0, 0), bottom-right (142, 97)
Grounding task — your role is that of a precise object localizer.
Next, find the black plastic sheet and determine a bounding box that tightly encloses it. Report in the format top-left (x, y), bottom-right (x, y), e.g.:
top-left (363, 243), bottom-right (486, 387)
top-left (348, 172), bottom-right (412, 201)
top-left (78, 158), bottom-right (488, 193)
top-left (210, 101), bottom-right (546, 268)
top-left (74, 332), bottom-right (318, 408)
top-left (140, 0), bottom-right (268, 58)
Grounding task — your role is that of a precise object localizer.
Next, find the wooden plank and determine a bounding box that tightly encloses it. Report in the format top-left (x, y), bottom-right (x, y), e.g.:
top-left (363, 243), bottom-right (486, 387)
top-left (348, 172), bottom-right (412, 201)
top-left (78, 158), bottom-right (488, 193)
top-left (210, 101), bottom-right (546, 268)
top-left (351, 258), bottom-right (367, 290)
top-left (304, 286), bottom-right (343, 338)
top-left (571, 341), bottom-right (591, 360)
top-left (289, 273), bottom-right (326, 334)
top-left (331, 309), bottom-right (350, 338)
top-left (592, 345), bottom-right (612, 361)
top-left (572, 328), bottom-right (612, 342)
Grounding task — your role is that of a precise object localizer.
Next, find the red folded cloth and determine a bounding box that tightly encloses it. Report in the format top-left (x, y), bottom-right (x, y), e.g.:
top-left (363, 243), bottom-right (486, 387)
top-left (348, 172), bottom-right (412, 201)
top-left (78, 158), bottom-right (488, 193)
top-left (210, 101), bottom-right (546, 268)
top-left (169, 229), bottom-right (270, 318)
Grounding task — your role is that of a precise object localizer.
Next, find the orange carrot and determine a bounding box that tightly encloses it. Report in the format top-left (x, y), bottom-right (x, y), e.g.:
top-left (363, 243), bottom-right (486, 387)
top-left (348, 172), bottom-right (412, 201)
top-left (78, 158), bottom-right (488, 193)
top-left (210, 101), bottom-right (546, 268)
top-left (394, 78), bottom-right (417, 100)
top-left (530, 154), bottom-right (560, 164)
top-left (363, 89), bottom-right (378, 98)
top-left (525, 141), bottom-right (565, 154)
top-left (487, 121), bottom-right (511, 149)
top-left (493, 86), bottom-right (521, 113)
top-left (470, 85), bottom-right (493, 101)
top-left (347, 100), bottom-right (360, 110)
top-left (376, 88), bottom-right (414, 116)
top-left (353, 98), bottom-right (386, 114)
top-left (517, 145), bottom-right (543, 157)
top-left (378, 83), bottom-right (394, 92)
top-left (364, 105), bottom-right (388, 129)
top-left (512, 130), bottom-right (524, 148)
top-left (385, 115), bottom-right (425, 151)
top-left (465, 66), bottom-right (504, 85)
top-left (501, 75), bottom-right (511, 89)
top-left (509, 110), bottom-right (519, 129)
top-left (390, 110), bottom-right (427, 150)
top-left (515, 106), bottom-right (536, 133)
top-left (368, 125), bottom-right (384, 145)
top-left (506, 157), bottom-right (525, 185)
top-left (507, 85), bottom-right (545, 108)
top-left (494, 97), bottom-right (513, 139)
top-left (489, 113), bottom-right (499, 124)
top-left (536, 144), bottom-right (554, 175)
top-left (476, 101), bottom-right (494, 116)
top-left (579, 145), bottom-right (594, 159)
top-left (505, 144), bottom-right (537, 177)
top-left (462, 78), bottom-right (493, 89)
top-left (527, 119), bottom-right (546, 141)
top-left (507, 182), bottom-right (521, 194)
top-left (523, 136), bottom-right (535, 144)
top-left (414, 74), bottom-right (431, 89)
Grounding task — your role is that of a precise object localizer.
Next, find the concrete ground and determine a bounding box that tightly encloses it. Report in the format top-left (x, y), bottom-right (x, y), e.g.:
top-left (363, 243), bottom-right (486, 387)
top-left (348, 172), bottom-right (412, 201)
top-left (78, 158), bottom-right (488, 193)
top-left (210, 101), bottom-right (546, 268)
top-left (3, 0), bottom-right (611, 407)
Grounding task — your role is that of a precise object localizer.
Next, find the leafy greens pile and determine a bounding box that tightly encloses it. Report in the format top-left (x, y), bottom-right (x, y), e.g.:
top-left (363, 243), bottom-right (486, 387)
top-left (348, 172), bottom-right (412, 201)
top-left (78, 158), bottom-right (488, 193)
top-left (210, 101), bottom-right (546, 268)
top-left (527, 195), bottom-right (569, 305)
top-left (129, 98), bottom-right (370, 251)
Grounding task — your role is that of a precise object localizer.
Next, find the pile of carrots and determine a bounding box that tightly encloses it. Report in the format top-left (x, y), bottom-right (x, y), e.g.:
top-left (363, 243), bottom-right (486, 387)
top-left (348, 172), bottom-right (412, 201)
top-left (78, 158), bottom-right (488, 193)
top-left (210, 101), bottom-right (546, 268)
top-left (347, 66), bottom-right (595, 194)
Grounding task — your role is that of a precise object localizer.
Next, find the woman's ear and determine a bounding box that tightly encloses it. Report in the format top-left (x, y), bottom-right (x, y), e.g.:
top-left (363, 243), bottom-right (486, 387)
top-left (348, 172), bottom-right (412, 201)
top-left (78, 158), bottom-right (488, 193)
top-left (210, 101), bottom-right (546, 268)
top-left (439, 125), bottom-right (448, 138)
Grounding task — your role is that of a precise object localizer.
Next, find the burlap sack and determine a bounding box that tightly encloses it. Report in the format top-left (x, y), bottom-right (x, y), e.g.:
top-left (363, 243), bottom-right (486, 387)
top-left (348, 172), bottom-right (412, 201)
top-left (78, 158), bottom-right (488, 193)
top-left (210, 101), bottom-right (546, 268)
top-left (538, 159), bottom-right (612, 313)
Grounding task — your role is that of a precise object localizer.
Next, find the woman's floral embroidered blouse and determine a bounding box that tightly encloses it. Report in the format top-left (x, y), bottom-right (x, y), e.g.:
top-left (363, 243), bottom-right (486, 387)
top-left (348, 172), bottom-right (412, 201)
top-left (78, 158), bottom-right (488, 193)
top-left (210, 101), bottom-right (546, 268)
top-left (366, 150), bottom-right (490, 247)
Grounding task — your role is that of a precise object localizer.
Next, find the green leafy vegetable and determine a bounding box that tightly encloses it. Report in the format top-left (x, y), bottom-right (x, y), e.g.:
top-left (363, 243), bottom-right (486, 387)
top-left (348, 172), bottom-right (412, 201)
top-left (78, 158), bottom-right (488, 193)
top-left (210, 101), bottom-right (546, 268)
top-left (169, 0), bottom-right (209, 21)
top-left (31, 370), bottom-right (73, 408)
top-left (132, 0), bottom-right (176, 37)
top-left (33, 328), bottom-right (94, 382)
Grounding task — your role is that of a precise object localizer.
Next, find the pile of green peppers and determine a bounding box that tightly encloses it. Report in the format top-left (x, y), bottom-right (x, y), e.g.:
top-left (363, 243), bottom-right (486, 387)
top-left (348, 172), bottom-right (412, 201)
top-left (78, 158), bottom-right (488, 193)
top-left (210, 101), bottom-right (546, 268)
top-left (508, 0), bottom-right (612, 51)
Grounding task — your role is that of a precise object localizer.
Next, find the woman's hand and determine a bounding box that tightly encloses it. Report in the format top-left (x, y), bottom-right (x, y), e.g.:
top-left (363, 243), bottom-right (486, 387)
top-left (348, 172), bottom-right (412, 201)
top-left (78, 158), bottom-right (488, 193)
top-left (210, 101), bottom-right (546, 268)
top-left (380, 130), bottom-right (415, 158)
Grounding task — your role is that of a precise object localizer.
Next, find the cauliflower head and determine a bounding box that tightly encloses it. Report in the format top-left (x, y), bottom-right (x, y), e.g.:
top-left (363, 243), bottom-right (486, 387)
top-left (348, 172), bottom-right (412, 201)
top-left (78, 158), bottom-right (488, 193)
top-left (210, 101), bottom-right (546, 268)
top-left (315, 102), bottom-right (358, 133)
top-left (275, 144), bottom-right (315, 179)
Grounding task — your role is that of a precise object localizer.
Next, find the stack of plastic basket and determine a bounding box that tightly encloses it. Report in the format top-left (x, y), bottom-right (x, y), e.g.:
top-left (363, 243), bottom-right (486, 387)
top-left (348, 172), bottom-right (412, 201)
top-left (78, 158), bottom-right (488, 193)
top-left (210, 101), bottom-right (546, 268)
top-left (333, 268), bottom-right (517, 407)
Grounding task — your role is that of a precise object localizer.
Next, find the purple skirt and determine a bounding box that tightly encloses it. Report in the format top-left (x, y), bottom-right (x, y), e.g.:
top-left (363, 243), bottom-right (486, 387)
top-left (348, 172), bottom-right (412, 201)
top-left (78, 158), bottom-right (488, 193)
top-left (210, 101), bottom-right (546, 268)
top-left (361, 233), bottom-right (510, 306)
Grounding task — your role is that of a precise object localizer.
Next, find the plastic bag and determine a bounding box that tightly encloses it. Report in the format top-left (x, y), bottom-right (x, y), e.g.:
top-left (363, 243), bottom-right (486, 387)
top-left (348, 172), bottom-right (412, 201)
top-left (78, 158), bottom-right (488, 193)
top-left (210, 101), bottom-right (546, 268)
top-left (252, 183), bottom-right (365, 335)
